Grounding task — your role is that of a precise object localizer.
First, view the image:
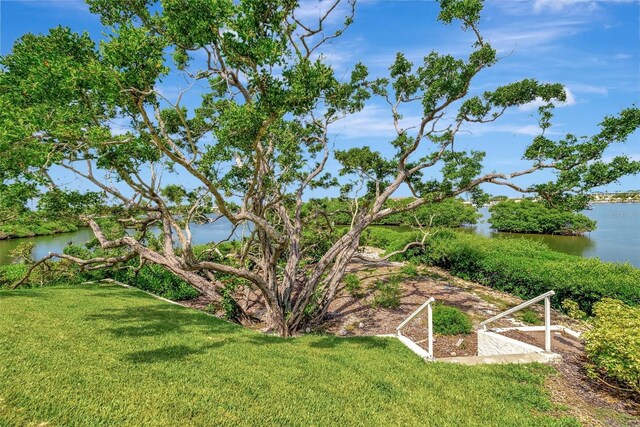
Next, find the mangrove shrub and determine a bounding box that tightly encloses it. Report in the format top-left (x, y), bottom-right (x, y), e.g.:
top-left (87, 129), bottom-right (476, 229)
top-left (488, 200), bottom-right (596, 235)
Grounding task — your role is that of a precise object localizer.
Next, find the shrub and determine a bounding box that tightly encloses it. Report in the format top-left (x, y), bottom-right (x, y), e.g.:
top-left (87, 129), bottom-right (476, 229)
top-left (382, 198), bottom-right (480, 227)
top-left (220, 285), bottom-right (244, 321)
top-left (488, 200), bottom-right (595, 235)
top-left (343, 273), bottom-right (363, 298)
top-left (0, 261), bottom-right (87, 289)
top-left (561, 299), bottom-right (587, 320)
top-left (2, 242), bottom-right (220, 299)
top-left (400, 264), bottom-right (419, 278)
top-left (9, 242), bottom-right (36, 263)
top-left (0, 264), bottom-right (28, 288)
top-left (386, 229), bottom-right (640, 314)
top-left (432, 304), bottom-right (472, 335)
top-left (518, 308), bottom-right (542, 325)
top-left (360, 227), bottom-right (421, 254)
top-left (584, 299), bottom-right (640, 394)
top-left (112, 264), bottom-right (199, 301)
top-left (0, 218), bottom-right (78, 239)
top-left (1, 259), bottom-right (199, 300)
top-left (371, 277), bottom-right (402, 309)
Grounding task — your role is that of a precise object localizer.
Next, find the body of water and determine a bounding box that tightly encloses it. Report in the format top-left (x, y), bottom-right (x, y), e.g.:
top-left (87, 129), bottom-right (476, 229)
top-left (469, 203), bottom-right (640, 268)
top-left (0, 218), bottom-right (249, 266)
top-left (1, 203), bottom-right (638, 267)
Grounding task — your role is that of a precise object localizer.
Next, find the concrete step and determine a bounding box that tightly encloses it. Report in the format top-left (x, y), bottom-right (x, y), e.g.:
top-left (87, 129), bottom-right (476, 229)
top-left (435, 352), bottom-right (562, 365)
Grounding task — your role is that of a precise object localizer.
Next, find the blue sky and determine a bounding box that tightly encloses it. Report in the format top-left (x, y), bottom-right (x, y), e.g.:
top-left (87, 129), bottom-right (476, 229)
top-left (1, 0), bottom-right (639, 199)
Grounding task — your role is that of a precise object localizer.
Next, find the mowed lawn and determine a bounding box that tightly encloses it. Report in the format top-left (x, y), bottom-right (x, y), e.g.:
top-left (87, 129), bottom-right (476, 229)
top-left (0, 285), bottom-right (578, 426)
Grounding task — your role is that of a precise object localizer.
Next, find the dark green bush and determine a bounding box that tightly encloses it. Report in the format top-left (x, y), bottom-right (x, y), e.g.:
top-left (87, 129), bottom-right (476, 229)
top-left (489, 200), bottom-right (595, 235)
top-left (112, 264), bottom-right (199, 301)
top-left (2, 240), bottom-right (254, 302)
top-left (360, 227), bottom-right (422, 254)
top-left (382, 198), bottom-right (480, 227)
top-left (432, 304), bottom-right (472, 335)
top-left (1, 258), bottom-right (199, 301)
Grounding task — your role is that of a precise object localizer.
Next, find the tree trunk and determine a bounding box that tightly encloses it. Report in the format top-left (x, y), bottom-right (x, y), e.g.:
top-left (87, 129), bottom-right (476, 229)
top-left (267, 307), bottom-right (291, 337)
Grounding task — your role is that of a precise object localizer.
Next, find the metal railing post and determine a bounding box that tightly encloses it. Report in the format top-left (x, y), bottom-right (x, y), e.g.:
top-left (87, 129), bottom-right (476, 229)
top-left (544, 296), bottom-right (551, 352)
top-left (479, 290), bottom-right (555, 329)
top-left (427, 302), bottom-right (433, 357)
top-left (396, 297), bottom-right (435, 333)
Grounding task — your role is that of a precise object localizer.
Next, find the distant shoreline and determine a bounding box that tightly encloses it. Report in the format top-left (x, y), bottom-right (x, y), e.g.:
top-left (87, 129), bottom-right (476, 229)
top-left (589, 200), bottom-right (640, 204)
top-left (479, 200), bottom-right (640, 208)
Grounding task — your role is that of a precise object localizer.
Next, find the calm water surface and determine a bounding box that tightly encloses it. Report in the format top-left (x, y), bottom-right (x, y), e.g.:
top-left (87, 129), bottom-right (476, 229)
top-left (1, 203), bottom-right (638, 267)
top-left (0, 217), bottom-right (249, 266)
top-left (469, 203), bottom-right (640, 268)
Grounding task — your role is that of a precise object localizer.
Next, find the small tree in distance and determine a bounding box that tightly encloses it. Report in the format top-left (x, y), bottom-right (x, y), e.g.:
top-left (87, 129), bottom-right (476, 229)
top-left (489, 200), bottom-right (596, 235)
top-left (1, 0), bottom-right (638, 335)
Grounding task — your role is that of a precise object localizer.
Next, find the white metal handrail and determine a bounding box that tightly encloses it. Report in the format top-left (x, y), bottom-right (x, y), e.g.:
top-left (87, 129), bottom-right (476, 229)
top-left (397, 297), bottom-right (435, 359)
top-left (479, 290), bottom-right (555, 352)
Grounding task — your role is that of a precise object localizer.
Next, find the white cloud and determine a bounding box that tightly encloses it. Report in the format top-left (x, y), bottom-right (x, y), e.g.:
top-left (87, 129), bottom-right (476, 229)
top-left (532, 0), bottom-right (637, 13)
top-left (462, 123), bottom-right (548, 137)
top-left (294, 0), bottom-right (354, 25)
top-left (518, 87), bottom-right (577, 112)
top-left (329, 105), bottom-right (422, 139)
top-left (310, 37), bottom-right (364, 73)
top-left (533, 0), bottom-right (599, 13)
top-left (486, 20), bottom-right (586, 52)
top-left (330, 105), bottom-right (563, 140)
top-left (155, 84), bottom-right (191, 103)
top-left (295, 1), bottom-right (331, 21)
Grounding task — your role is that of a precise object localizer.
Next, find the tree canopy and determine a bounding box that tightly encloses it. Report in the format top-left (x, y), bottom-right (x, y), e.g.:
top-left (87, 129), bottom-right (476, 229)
top-left (303, 197), bottom-right (479, 228)
top-left (1, 0), bottom-right (639, 335)
top-left (488, 200), bottom-right (596, 235)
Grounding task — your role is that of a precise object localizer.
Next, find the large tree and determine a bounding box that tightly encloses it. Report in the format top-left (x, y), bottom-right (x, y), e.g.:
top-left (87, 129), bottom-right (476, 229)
top-left (1, 0), bottom-right (638, 335)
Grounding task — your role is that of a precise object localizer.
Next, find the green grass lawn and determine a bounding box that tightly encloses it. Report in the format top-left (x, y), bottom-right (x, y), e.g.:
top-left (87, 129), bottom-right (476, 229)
top-left (0, 285), bottom-right (578, 426)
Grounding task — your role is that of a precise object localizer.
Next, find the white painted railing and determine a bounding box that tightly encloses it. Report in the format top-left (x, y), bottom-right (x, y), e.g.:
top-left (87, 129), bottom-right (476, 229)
top-left (396, 297), bottom-right (435, 359)
top-left (479, 290), bottom-right (555, 352)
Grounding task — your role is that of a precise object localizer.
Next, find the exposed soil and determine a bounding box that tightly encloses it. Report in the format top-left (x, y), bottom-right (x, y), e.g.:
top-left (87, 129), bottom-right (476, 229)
top-left (321, 263), bottom-right (529, 337)
top-left (179, 254), bottom-right (638, 425)
top-left (432, 333), bottom-right (478, 358)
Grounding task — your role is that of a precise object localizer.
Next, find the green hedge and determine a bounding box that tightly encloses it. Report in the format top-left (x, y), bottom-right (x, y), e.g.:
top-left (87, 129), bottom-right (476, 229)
top-left (584, 299), bottom-right (640, 394)
top-left (362, 228), bottom-right (640, 314)
top-left (111, 264), bottom-right (199, 301)
top-left (0, 220), bottom-right (79, 239)
top-left (0, 261), bottom-right (199, 301)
